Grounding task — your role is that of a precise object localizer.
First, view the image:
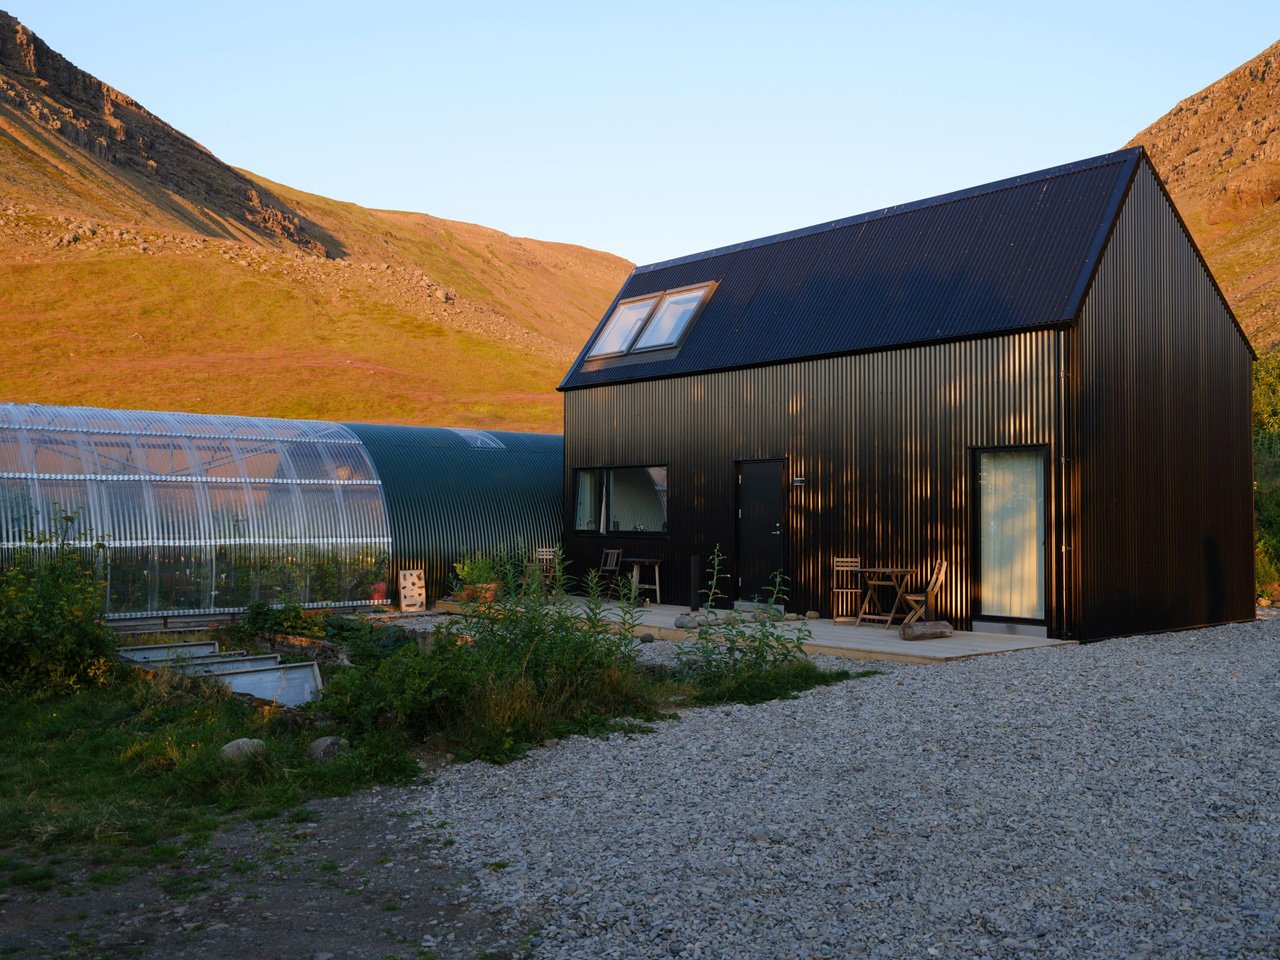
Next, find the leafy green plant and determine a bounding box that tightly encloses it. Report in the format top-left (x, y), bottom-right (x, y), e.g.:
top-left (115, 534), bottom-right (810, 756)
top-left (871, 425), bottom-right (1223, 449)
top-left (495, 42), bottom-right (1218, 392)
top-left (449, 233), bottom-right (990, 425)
top-left (0, 515), bottom-right (117, 698)
top-left (675, 546), bottom-right (809, 678)
top-left (220, 600), bottom-right (325, 647)
top-left (668, 546), bottom-right (863, 703)
top-left (1253, 356), bottom-right (1280, 599)
top-left (452, 553), bottom-right (501, 587)
top-left (318, 564), bottom-right (661, 762)
top-left (322, 615), bottom-right (415, 666)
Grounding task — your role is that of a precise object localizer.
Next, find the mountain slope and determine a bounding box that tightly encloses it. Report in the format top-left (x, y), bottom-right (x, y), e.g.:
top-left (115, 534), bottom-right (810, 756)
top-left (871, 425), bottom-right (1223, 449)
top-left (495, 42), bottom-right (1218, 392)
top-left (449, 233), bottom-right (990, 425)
top-left (0, 10), bottom-right (630, 431)
top-left (1128, 39), bottom-right (1280, 349)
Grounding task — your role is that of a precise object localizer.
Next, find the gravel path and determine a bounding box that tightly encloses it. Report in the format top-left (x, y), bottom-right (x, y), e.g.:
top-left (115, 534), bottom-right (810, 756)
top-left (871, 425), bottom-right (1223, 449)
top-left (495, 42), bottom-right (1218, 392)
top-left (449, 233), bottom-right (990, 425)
top-left (401, 618), bottom-right (1280, 960)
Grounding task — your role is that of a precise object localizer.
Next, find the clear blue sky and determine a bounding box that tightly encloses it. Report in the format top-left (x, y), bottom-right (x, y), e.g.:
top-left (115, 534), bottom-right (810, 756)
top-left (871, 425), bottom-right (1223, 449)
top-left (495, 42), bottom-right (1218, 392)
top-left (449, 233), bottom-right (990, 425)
top-left (15, 2), bottom-right (1280, 265)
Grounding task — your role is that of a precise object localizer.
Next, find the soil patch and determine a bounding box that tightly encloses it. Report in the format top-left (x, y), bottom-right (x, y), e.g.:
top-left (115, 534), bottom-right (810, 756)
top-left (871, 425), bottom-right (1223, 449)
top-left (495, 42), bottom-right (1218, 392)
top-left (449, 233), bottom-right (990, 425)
top-left (0, 783), bottom-right (527, 960)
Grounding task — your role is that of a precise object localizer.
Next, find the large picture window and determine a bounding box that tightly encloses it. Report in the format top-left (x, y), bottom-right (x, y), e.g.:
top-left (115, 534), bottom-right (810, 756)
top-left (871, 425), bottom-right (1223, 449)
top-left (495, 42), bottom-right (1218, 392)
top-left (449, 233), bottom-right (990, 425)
top-left (573, 466), bottom-right (668, 534)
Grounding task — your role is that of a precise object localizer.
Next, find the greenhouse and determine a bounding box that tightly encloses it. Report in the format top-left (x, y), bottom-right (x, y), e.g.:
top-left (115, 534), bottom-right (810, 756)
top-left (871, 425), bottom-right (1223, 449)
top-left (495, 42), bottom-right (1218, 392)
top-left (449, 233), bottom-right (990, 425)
top-left (0, 403), bottom-right (563, 619)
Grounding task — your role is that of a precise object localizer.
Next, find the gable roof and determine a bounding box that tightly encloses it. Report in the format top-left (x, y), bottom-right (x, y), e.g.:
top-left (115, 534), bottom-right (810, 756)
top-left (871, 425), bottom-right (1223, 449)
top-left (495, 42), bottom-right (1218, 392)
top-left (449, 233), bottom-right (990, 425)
top-left (560, 147), bottom-right (1145, 391)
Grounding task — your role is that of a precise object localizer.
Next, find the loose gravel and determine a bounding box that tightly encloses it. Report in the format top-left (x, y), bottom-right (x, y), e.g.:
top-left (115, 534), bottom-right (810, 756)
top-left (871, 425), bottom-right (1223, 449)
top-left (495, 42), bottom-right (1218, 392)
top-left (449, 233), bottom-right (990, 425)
top-left (403, 618), bottom-right (1280, 960)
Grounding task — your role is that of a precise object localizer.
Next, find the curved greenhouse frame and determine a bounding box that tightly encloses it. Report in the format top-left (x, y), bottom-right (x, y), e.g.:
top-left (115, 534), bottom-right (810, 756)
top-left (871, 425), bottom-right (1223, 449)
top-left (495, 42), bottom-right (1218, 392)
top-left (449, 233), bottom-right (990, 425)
top-left (0, 403), bottom-right (392, 617)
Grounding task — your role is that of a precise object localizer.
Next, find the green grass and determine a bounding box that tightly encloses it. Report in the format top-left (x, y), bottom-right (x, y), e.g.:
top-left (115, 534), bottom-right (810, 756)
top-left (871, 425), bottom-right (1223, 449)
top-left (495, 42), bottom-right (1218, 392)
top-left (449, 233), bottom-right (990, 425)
top-left (0, 669), bottom-right (417, 861)
top-left (683, 661), bottom-right (881, 706)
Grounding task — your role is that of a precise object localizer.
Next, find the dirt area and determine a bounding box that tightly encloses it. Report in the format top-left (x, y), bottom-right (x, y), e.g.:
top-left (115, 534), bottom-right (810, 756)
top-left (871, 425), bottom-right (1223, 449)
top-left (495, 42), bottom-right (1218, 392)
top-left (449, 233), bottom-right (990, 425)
top-left (0, 781), bottom-right (526, 960)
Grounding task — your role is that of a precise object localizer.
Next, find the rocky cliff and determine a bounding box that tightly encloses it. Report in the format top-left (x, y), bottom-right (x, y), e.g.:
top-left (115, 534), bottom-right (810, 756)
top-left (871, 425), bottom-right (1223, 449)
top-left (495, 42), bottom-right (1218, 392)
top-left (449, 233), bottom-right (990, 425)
top-left (1129, 39), bottom-right (1280, 348)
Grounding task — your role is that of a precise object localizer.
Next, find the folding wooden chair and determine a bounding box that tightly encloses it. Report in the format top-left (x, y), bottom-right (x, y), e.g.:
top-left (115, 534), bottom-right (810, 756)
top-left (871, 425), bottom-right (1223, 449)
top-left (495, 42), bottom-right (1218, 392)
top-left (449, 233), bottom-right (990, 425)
top-left (832, 556), bottom-right (863, 622)
top-left (533, 546), bottom-right (559, 576)
top-left (902, 560), bottom-right (947, 625)
top-left (524, 546), bottom-right (561, 593)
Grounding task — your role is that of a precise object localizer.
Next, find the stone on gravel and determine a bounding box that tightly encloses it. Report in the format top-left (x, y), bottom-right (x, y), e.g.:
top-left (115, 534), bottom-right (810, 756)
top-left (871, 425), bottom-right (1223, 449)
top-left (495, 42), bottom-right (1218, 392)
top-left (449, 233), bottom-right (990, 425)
top-left (219, 738), bottom-right (266, 761)
top-left (308, 736), bottom-right (350, 762)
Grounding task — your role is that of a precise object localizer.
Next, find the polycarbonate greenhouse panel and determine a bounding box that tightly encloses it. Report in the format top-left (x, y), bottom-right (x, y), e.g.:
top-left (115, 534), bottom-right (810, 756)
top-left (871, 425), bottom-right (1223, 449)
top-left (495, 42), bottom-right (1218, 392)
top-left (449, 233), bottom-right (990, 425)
top-left (0, 403), bottom-right (392, 618)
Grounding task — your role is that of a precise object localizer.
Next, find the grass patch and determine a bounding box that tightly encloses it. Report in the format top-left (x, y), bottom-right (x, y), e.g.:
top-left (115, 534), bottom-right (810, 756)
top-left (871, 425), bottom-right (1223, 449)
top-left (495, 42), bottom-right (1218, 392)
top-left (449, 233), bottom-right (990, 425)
top-left (684, 660), bottom-right (877, 705)
top-left (0, 668), bottom-right (417, 860)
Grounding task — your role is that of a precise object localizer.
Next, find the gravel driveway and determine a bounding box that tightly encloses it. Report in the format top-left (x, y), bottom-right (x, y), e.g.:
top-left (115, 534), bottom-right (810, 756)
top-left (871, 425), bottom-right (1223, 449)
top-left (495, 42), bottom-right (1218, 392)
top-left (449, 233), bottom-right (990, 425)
top-left (411, 619), bottom-right (1279, 960)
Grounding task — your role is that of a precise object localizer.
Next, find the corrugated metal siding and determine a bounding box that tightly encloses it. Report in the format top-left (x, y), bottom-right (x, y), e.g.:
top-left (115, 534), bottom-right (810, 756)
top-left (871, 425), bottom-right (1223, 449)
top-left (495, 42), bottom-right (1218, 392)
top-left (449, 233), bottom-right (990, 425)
top-left (344, 424), bottom-right (563, 602)
top-left (563, 332), bottom-right (1065, 631)
top-left (562, 150), bottom-right (1138, 390)
top-left (1073, 162), bottom-right (1255, 639)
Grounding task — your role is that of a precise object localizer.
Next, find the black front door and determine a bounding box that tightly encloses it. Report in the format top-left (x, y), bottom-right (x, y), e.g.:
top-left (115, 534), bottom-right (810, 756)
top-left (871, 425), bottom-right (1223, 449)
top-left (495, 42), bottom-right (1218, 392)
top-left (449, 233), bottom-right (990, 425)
top-left (737, 459), bottom-right (786, 600)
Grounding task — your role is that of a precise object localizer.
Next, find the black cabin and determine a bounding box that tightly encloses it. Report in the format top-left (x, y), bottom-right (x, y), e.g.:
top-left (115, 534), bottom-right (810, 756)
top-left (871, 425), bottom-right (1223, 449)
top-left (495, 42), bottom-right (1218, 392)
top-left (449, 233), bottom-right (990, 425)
top-left (558, 147), bottom-right (1254, 641)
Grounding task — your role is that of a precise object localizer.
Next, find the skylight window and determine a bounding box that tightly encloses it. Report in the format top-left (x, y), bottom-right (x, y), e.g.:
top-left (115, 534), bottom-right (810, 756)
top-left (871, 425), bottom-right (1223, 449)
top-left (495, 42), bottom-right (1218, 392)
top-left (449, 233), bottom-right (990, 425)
top-left (585, 283), bottom-right (715, 359)
top-left (586, 297), bottom-right (659, 357)
top-left (633, 287), bottom-right (709, 351)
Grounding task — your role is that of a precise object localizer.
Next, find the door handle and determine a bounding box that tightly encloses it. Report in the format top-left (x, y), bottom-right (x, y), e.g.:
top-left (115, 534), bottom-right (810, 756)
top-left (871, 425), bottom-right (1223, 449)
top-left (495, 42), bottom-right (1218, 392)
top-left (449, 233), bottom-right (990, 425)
top-left (770, 530), bottom-right (781, 536)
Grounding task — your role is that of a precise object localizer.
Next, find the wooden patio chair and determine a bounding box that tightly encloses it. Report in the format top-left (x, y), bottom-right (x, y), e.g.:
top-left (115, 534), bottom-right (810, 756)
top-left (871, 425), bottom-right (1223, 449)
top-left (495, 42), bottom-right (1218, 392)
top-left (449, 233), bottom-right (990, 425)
top-left (832, 556), bottom-right (862, 622)
top-left (902, 560), bottom-right (947, 625)
top-left (533, 546), bottom-right (559, 576)
top-left (523, 546), bottom-right (561, 592)
top-left (596, 548), bottom-right (622, 592)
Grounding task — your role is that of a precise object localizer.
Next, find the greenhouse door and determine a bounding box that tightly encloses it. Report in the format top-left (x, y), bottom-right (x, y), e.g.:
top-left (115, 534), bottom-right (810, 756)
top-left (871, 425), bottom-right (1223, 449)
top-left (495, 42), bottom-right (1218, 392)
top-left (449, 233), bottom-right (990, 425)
top-left (974, 448), bottom-right (1047, 635)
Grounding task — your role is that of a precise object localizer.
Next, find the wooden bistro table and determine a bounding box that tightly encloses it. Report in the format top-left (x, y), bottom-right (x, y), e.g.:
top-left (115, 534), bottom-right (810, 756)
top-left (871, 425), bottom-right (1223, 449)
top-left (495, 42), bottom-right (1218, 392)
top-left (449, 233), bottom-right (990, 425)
top-left (855, 566), bottom-right (914, 628)
top-left (621, 557), bottom-right (662, 604)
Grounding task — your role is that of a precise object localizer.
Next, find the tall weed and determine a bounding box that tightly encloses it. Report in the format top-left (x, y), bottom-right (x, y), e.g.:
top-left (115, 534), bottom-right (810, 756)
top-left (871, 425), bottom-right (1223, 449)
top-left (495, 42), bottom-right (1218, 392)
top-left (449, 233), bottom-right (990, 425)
top-left (0, 517), bottom-right (116, 697)
top-left (319, 555), bottom-right (660, 761)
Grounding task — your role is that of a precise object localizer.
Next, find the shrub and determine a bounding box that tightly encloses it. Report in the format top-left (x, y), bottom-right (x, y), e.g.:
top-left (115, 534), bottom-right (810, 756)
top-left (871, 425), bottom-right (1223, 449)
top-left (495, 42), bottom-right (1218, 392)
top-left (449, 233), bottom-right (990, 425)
top-left (675, 547), bottom-right (809, 679)
top-left (668, 546), bottom-right (864, 703)
top-left (318, 563), bottom-right (660, 761)
top-left (220, 600), bottom-right (325, 647)
top-left (322, 614), bottom-right (415, 666)
top-left (0, 518), bottom-right (117, 697)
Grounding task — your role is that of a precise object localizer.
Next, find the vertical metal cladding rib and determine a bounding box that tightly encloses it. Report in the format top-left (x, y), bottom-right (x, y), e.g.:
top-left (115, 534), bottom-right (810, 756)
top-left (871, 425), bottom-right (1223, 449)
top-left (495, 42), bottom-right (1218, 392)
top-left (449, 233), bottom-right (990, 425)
top-left (342, 424), bottom-right (564, 603)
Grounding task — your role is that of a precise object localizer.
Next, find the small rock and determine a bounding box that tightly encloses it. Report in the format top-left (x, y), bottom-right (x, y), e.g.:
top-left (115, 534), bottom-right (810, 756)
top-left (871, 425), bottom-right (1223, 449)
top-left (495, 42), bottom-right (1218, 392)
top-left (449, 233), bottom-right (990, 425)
top-left (308, 736), bottom-right (350, 762)
top-left (220, 738), bottom-right (266, 761)
top-left (638, 632), bottom-right (656, 643)
top-left (805, 610), bottom-right (821, 619)
top-left (784, 613), bottom-right (800, 621)
top-left (673, 614), bottom-right (696, 629)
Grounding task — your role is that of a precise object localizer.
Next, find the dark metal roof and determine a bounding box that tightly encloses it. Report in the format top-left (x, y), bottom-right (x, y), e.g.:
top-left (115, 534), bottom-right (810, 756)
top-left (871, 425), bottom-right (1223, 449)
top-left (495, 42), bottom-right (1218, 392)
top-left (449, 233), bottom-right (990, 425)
top-left (561, 148), bottom-right (1144, 390)
top-left (342, 423), bottom-right (563, 601)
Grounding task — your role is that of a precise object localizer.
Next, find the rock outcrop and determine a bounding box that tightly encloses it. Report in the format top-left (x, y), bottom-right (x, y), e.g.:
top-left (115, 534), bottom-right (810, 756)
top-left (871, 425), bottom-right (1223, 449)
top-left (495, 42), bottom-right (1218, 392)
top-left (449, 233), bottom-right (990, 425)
top-left (0, 10), bottom-right (329, 253)
top-left (1129, 39), bottom-right (1280, 348)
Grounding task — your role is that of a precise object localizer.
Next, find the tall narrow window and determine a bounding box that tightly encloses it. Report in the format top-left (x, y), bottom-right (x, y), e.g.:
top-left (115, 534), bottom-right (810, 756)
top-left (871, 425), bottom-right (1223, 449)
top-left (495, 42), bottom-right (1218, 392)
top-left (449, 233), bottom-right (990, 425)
top-left (574, 470), bottom-right (602, 532)
top-left (977, 449), bottom-right (1045, 620)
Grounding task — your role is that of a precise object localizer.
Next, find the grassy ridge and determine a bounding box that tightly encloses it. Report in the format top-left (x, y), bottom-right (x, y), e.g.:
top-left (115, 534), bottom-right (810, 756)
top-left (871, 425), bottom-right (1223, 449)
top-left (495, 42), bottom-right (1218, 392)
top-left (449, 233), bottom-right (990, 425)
top-left (0, 244), bottom-right (573, 430)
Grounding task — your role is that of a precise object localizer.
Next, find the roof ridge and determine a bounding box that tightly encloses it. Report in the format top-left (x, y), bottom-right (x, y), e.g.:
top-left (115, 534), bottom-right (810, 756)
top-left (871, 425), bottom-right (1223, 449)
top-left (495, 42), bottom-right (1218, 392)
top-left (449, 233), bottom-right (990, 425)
top-left (633, 147), bottom-right (1145, 276)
